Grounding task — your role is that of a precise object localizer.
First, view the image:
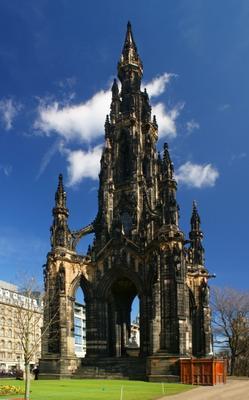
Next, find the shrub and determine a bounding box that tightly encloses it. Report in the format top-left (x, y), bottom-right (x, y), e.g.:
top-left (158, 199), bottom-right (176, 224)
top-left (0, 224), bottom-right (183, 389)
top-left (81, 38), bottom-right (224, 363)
top-left (0, 384), bottom-right (24, 395)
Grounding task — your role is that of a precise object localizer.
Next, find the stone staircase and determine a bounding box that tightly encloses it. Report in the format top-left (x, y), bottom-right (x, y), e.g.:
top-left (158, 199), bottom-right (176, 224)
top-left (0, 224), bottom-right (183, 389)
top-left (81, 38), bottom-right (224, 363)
top-left (73, 357), bottom-right (147, 380)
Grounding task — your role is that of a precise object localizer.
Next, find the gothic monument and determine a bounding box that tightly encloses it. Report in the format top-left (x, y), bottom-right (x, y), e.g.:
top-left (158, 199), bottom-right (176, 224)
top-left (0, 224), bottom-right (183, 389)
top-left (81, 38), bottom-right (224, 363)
top-left (40, 23), bottom-right (213, 381)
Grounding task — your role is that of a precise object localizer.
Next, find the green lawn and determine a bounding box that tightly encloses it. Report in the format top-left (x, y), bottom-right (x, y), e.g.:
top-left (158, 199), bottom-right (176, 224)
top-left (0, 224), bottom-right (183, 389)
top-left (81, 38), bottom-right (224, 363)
top-left (0, 379), bottom-right (193, 400)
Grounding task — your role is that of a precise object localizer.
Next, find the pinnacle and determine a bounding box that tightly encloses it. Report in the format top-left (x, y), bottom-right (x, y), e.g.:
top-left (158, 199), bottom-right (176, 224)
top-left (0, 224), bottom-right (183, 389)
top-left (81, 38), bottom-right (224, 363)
top-left (55, 173), bottom-right (66, 209)
top-left (120, 21), bottom-right (141, 66)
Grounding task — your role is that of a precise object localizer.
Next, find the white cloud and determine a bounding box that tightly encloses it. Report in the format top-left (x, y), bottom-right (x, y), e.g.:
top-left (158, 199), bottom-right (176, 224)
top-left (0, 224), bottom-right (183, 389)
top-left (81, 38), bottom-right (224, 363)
top-left (34, 73), bottom-right (184, 185)
top-left (0, 98), bottom-right (22, 130)
top-left (186, 119), bottom-right (200, 133)
top-left (34, 72), bottom-right (182, 143)
top-left (142, 73), bottom-right (175, 97)
top-left (153, 102), bottom-right (184, 138)
top-left (66, 145), bottom-right (102, 186)
top-left (175, 161), bottom-right (219, 188)
top-left (34, 89), bottom-right (112, 143)
top-left (0, 164), bottom-right (12, 176)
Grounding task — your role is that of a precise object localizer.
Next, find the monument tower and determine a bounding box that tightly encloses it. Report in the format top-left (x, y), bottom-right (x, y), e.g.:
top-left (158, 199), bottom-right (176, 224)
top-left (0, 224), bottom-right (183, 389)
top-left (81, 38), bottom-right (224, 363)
top-left (40, 23), bottom-right (213, 380)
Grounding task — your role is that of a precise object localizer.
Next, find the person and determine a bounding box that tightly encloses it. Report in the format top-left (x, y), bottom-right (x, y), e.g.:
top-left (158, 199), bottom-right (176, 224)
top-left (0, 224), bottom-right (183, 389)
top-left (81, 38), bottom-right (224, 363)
top-left (33, 365), bottom-right (39, 380)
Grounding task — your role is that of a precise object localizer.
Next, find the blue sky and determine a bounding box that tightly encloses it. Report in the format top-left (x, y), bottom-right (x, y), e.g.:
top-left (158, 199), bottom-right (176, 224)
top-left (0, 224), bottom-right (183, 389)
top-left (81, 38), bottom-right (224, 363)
top-left (0, 0), bottom-right (248, 292)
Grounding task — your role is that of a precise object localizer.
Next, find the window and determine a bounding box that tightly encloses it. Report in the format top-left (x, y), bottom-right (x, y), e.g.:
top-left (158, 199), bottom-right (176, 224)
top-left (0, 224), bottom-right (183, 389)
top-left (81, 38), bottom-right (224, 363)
top-left (74, 327), bottom-right (82, 336)
top-left (75, 336), bottom-right (82, 345)
top-left (74, 317), bottom-right (81, 327)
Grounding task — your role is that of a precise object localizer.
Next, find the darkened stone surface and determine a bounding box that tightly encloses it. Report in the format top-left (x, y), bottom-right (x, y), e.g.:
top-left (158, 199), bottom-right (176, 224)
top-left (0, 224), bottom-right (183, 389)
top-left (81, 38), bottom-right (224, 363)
top-left (40, 22), bottom-right (213, 381)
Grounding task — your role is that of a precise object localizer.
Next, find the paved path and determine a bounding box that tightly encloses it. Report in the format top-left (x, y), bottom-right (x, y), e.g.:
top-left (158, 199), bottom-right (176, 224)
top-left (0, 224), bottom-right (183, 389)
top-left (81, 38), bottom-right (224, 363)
top-left (160, 379), bottom-right (249, 400)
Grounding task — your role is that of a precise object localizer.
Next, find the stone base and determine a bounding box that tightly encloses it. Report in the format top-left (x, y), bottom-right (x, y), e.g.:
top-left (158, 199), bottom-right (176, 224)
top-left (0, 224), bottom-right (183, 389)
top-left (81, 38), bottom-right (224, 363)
top-left (73, 357), bottom-right (146, 380)
top-left (39, 354), bottom-right (183, 381)
top-left (146, 354), bottom-right (180, 382)
top-left (39, 354), bottom-right (79, 379)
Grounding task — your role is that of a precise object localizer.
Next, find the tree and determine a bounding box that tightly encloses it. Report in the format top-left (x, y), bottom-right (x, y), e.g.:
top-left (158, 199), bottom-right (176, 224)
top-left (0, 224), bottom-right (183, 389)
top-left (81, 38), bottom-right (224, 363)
top-left (15, 277), bottom-right (58, 400)
top-left (211, 286), bottom-right (249, 376)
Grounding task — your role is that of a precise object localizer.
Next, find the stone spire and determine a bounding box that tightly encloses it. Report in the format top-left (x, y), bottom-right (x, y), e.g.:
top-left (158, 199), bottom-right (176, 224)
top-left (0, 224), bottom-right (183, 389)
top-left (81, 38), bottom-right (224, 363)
top-left (118, 22), bottom-right (143, 95)
top-left (161, 143), bottom-right (179, 226)
top-left (120, 21), bottom-right (142, 67)
top-left (162, 143), bottom-right (174, 179)
top-left (110, 78), bottom-right (120, 122)
top-left (189, 201), bottom-right (205, 266)
top-left (50, 174), bottom-right (72, 250)
top-left (55, 174), bottom-right (67, 210)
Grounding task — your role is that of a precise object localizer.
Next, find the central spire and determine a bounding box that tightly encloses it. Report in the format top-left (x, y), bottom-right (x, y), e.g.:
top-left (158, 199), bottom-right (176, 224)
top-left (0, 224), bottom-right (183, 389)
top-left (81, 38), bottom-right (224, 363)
top-left (118, 22), bottom-right (143, 94)
top-left (121, 21), bottom-right (140, 64)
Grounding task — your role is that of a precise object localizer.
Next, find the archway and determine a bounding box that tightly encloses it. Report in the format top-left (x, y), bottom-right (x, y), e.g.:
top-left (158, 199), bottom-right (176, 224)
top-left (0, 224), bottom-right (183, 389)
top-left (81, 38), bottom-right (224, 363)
top-left (69, 274), bottom-right (91, 360)
top-left (107, 277), bottom-right (140, 357)
top-left (74, 287), bottom-right (86, 358)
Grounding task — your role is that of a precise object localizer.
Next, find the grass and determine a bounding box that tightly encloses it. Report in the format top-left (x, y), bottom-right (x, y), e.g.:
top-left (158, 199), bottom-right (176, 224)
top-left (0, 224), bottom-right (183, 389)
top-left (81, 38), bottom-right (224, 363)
top-left (0, 379), bottom-right (194, 400)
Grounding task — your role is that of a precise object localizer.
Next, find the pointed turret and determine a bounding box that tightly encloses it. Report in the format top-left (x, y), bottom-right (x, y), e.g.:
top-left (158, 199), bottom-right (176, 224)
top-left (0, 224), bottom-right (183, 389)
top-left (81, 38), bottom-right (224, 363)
top-left (118, 22), bottom-right (143, 94)
top-left (121, 21), bottom-right (141, 67)
top-left (111, 78), bottom-right (119, 98)
top-left (189, 201), bottom-right (205, 266)
top-left (162, 143), bottom-right (174, 180)
top-left (110, 78), bottom-right (120, 122)
top-left (50, 174), bottom-right (72, 250)
top-left (161, 143), bottom-right (179, 227)
top-left (190, 201), bottom-right (201, 233)
top-left (55, 174), bottom-right (68, 211)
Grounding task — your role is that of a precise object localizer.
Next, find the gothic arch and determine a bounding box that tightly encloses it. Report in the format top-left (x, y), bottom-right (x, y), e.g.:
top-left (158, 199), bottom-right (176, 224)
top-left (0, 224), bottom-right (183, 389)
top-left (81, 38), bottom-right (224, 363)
top-left (96, 266), bottom-right (144, 300)
top-left (69, 272), bottom-right (92, 301)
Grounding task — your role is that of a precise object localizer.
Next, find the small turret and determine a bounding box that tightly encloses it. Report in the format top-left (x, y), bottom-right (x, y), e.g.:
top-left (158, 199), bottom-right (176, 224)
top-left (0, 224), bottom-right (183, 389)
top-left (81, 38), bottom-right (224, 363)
top-left (162, 143), bottom-right (174, 180)
top-left (118, 22), bottom-right (143, 94)
top-left (111, 78), bottom-right (119, 98)
top-left (110, 79), bottom-right (120, 122)
top-left (50, 174), bottom-right (72, 250)
top-left (161, 143), bottom-right (179, 227)
top-left (189, 201), bottom-right (205, 266)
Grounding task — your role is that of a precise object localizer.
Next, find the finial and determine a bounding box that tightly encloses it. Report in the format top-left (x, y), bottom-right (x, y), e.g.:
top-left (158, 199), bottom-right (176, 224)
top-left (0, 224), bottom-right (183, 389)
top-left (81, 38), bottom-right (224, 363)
top-left (111, 78), bottom-right (119, 97)
top-left (121, 21), bottom-right (139, 63)
top-left (55, 173), bottom-right (66, 209)
top-left (153, 115), bottom-right (158, 127)
top-left (162, 143), bottom-right (174, 179)
top-left (191, 200), bottom-right (201, 230)
top-left (105, 114), bottom-right (110, 125)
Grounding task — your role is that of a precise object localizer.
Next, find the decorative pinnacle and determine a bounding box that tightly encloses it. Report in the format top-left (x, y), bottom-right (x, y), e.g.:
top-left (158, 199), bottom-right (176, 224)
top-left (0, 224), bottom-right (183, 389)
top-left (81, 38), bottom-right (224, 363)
top-left (55, 173), bottom-right (67, 209)
top-left (153, 115), bottom-right (158, 127)
top-left (191, 200), bottom-right (201, 231)
top-left (162, 142), bottom-right (174, 178)
top-left (111, 78), bottom-right (119, 98)
top-left (120, 21), bottom-right (142, 68)
top-left (123, 21), bottom-right (137, 53)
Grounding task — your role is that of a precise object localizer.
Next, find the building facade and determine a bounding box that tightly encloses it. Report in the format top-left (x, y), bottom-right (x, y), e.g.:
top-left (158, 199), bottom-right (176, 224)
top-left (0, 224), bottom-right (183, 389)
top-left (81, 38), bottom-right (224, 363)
top-left (0, 280), bottom-right (42, 372)
top-left (74, 302), bottom-right (86, 358)
top-left (40, 23), bottom-right (213, 380)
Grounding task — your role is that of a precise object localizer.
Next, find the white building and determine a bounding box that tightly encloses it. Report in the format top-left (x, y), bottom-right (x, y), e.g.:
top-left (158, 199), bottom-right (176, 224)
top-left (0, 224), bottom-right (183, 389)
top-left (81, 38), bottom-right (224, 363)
top-left (74, 302), bottom-right (86, 358)
top-left (0, 280), bottom-right (42, 372)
